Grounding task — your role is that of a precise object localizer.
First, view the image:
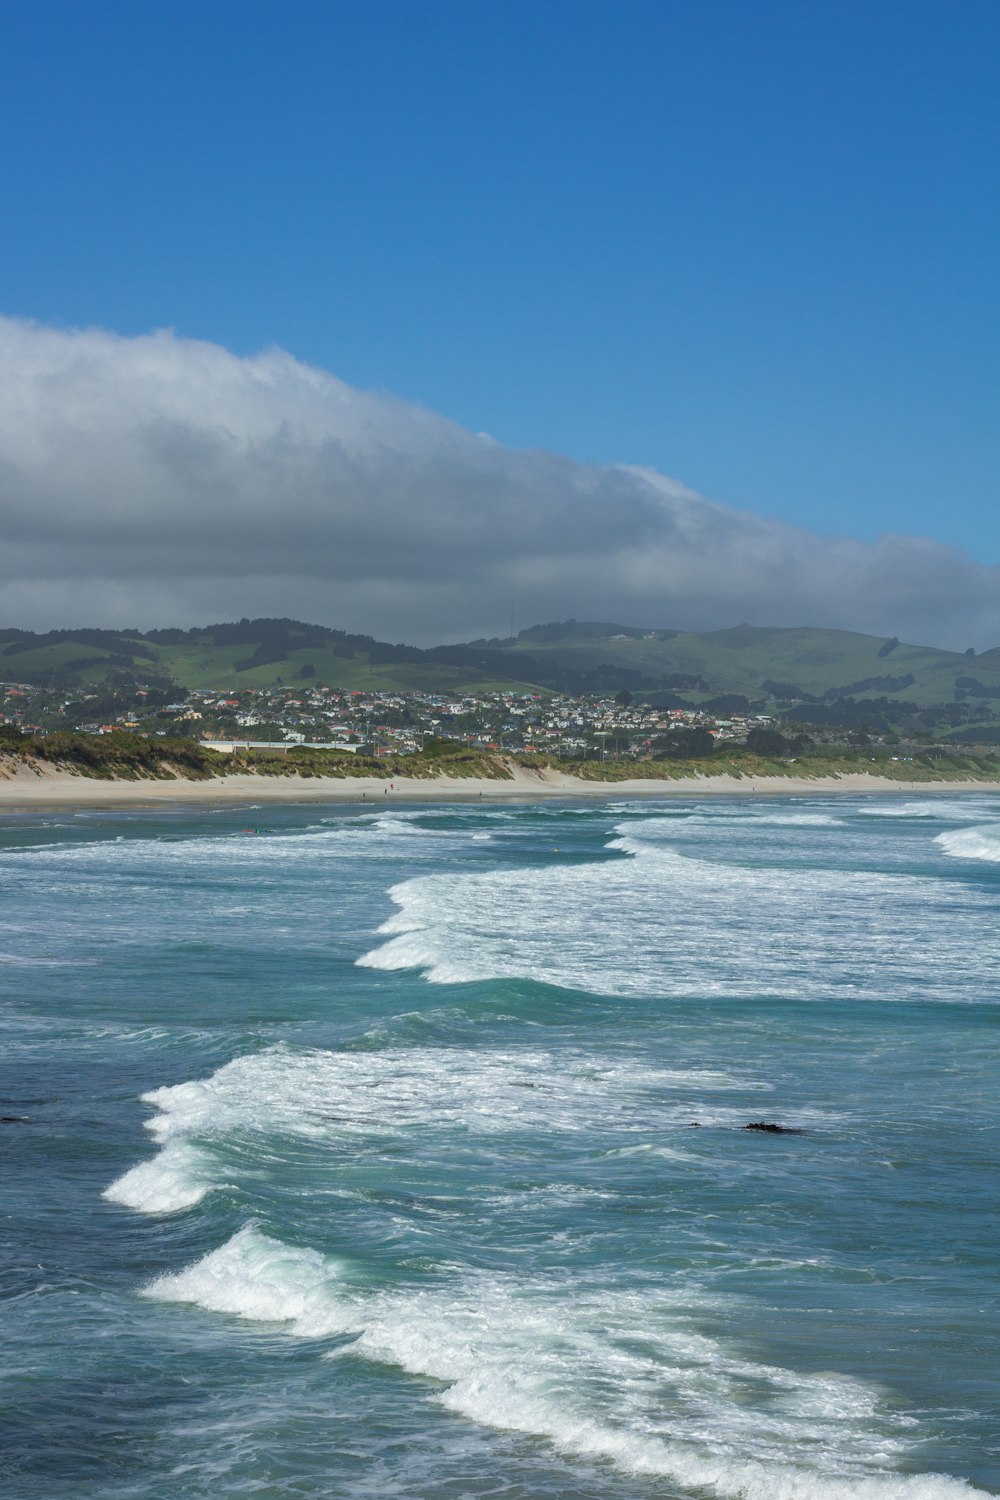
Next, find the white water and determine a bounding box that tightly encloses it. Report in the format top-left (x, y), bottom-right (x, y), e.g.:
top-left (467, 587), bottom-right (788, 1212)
top-left (859, 800), bottom-right (1000, 821)
top-left (358, 833), bottom-right (997, 1001)
top-left (103, 1139), bottom-right (214, 1213)
top-left (82, 795), bottom-right (1000, 1499)
top-left (147, 1226), bottom-right (988, 1500)
top-left (0, 811), bottom-right (482, 872)
top-left (104, 1044), bottom-right (766, 1215)
top-left (935, 825), bottom-right (1000, 863)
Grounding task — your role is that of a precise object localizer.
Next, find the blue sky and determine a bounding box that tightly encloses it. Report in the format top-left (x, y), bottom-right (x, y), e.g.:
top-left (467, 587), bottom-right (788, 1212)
top-left (0, 0), bottom-right (998, 642)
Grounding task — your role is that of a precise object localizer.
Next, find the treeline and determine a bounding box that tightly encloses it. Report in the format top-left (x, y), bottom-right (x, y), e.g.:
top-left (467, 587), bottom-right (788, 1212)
top-left (760, 674), bottom-right (917, 701)
top-left (644, 727), bottom-right (813, 759)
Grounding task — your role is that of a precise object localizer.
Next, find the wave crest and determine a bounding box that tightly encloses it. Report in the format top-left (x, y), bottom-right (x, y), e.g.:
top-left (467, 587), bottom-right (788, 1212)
top-left (936, 826), bottom-right (1000, 863)
top-left (145, 1227), bottom-right (985, 1500)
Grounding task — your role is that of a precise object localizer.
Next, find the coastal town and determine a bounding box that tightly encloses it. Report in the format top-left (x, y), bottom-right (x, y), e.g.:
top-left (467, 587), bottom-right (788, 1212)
top-left (1, 677), bottom-right (779, 758)
top-left (8, 668), bottom-right (979, 771)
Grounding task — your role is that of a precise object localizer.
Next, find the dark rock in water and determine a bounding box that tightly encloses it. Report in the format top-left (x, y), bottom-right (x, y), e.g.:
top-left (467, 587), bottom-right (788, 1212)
top-left (0, 1115), bottom-right (30, 1124)
top-left (744, 1121), bottom-right (803, 1134)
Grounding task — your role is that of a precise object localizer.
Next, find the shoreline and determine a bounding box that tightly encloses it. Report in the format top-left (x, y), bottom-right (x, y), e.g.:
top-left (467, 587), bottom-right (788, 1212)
top-left (3, 761), bottom-right (1000, 811)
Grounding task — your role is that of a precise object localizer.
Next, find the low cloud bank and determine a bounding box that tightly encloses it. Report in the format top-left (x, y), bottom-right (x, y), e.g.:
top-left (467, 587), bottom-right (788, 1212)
top-left (0, 316), bottom-right (996, 649)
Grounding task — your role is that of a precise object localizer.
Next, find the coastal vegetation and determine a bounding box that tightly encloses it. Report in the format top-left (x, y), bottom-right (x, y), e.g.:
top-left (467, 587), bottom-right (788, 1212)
top-left (0, 729), bottom-right (514, 782)
top-left (0, 727), bottom-right (223, 780)
top-left (2, 726), bottom-right (1000, 786)
top-left (517, 746), bottom-right (1000, 784)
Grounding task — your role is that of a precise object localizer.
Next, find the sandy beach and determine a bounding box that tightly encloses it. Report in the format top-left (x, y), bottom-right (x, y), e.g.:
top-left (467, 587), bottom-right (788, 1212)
top-left (3, 758), bottom-right (1000, 810)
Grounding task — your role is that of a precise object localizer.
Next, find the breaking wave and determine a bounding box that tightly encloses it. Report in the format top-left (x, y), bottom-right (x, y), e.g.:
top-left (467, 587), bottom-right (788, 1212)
top-left (103, 1044), bottom-right (761, 1215)
top-left (146, 1226), bottom-right (986, 1500)
top-left (935, 826), bottom-right (1000, 863)
top-left (358, 831), bottom-right (997, 1002)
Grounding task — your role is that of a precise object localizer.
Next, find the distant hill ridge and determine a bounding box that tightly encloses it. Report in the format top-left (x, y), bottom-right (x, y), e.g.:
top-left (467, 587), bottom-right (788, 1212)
top-left (2, 616), bottom-right (999, 710)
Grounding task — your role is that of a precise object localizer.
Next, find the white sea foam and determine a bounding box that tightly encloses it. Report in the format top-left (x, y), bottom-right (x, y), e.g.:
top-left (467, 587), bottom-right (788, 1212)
top-left (360, 814), bottom-right (426, 835)
top-left (111, 1045), bottom-right (755, 1201)
top-left (935, 826), bottom-right (1000, 863)
top-left (0, 813), bottom-right (469, 871)
top-left (745, 811), bottom-right (843, 826)
top-left (147, 1226), bottom-right (986, 1500)
top-left (860, 800), bottom-right (997, 821)
top-left (147, 1225), bottom-right (350, 1321)
top-left (0, 952), bottom-right (92, 966)
top-left (106, 1044), bottom-right (762, 1214)
top-left (358, 834), bottom-right (997, 1001)
top-left (103, 1140), bottom-right (213, 1213)
top-left (613, 811), bottom-right (845, 848)
top-left (645, 809), bottom-right (843, 829)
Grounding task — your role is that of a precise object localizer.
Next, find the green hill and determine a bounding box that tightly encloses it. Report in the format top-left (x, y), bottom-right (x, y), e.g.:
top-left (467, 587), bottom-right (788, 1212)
top-left (498, 620), bottom-right (1000, 708)
top-left (2, 617), bottom-right (1000, 716)
top-left (0, 621), bottom-right (533, 696)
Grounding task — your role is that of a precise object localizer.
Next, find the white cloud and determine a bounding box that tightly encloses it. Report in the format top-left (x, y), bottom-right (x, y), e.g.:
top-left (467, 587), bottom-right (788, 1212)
top-left (0, 315), bottom-right (997, 648)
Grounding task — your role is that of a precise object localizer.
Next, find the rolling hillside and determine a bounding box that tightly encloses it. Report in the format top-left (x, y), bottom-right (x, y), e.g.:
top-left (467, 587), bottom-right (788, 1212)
top-left (0, 622), bottom-right (530, 697)
top-left (500, 621), bottom-right (1000, 708)
top-left (2, 617), bottom-right (1000, 712)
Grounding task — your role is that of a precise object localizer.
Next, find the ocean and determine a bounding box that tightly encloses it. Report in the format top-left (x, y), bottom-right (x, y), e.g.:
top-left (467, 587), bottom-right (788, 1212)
top-left (2, 792), bottom-right (998, 1499)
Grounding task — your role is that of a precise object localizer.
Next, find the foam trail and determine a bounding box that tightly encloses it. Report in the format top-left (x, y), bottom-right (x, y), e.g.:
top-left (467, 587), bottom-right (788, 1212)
top-left (744, 811), bottom-right (842, 826)
top-left (653, 810), bottom-right (843, 828)
top-left (0, 813), bottom-right (469, 871)
top-left (146, 1228), bottom-right (988, 1500)
top-left (106, 1044), bottom-right (763, 1213)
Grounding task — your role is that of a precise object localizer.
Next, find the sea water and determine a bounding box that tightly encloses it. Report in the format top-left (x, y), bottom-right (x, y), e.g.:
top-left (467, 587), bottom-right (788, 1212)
top-left (1, 792), bottom-right (998, 1499)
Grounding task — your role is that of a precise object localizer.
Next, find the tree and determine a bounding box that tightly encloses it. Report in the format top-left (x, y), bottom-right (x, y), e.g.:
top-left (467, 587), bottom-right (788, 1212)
top-left (745, 726), bottom-right (789, 756)
top-left (651, 727), bottom-right (715, 759)
top-left (614, 689), bottom-right (633, 708)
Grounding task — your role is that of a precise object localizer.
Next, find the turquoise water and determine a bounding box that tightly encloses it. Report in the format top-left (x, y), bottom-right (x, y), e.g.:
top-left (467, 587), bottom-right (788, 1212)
top-left (2, 793), bottom-right (998, 1499)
